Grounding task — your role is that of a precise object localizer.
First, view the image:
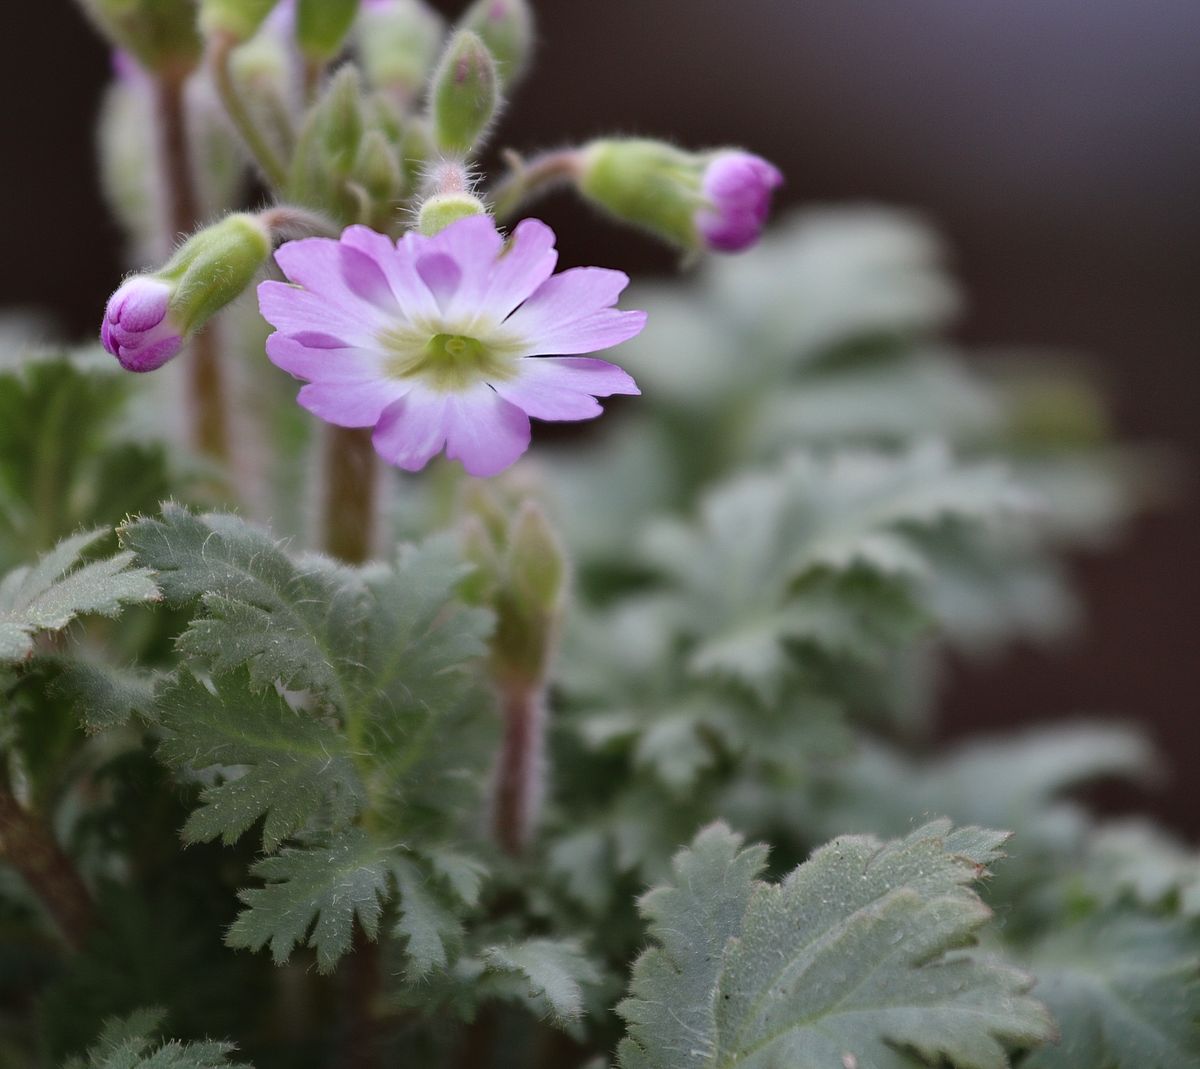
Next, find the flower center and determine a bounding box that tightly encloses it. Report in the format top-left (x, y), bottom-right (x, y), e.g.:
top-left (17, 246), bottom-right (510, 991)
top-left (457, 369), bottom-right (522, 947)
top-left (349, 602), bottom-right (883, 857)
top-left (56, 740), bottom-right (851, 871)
top-left (380, 329), bottom-right (521, 391)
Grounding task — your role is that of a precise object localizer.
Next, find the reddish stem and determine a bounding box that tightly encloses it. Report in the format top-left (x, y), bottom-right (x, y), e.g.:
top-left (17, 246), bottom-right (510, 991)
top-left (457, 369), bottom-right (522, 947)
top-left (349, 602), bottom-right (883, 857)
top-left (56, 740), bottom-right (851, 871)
top-left (491, 681), bottom-right (546, 856)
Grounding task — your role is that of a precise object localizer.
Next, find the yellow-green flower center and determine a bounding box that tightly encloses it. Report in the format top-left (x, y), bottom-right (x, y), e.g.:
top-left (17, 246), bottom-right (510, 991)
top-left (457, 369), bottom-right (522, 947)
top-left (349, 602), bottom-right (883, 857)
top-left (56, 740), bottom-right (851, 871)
top-left (380, 329), bottom-right (522, 391)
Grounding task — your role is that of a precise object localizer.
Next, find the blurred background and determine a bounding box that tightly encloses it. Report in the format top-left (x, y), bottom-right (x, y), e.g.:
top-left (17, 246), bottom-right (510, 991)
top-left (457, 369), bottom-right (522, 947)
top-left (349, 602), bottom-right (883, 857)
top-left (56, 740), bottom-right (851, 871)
top-left (5, 1), bottom-right (1198, 831)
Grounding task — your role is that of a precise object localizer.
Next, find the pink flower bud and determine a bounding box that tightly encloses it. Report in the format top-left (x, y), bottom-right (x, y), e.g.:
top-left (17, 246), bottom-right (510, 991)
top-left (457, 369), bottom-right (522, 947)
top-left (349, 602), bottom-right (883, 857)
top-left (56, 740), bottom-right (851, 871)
top-left (695, 151), bottom-right (784, 253)
top-left (100, 277), bottom-right (184, 372)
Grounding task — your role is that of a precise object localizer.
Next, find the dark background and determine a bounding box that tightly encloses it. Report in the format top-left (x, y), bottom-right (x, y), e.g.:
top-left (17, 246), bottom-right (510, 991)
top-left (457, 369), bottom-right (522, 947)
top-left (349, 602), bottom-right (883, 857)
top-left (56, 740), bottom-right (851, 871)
top-left (6, 2), bottom-right (1198, 831)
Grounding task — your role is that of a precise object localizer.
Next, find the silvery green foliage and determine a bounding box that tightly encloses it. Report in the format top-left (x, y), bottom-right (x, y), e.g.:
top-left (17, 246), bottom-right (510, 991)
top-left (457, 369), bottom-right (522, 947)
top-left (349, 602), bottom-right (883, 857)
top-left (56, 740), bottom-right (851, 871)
top-left (617, 821), bottom-right (1054, 1069)
top-left (63, 1010), bottom-right (247, 1069)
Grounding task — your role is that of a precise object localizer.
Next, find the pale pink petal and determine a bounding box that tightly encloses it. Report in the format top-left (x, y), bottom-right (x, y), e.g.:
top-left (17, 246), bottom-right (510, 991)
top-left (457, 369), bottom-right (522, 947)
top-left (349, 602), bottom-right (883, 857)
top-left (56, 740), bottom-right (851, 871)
top-left (424, 215), bottom-right (505, 315)
top-left (266, 334), bottom-right (387, 383)
top-left (258, 280), bottom-right (387, 346)
top-left (491, 357), bottom-right (639, 421)
top-left (274, 238), bottom-right (398, 312)
top-left (372, 389), bottom-right (451, 471)
top-left (443, 386), bottom-right (532, 477)
top-left (481, 218), bottom-right (558, 321)
top-left (505, 267), bottom-right (630, 336)
top-left (515, 308), bottom-right (647, 356)
top-left (342, 226), bottom-right (441, 321)
top-left (298, 378), bottom-right (413, 428)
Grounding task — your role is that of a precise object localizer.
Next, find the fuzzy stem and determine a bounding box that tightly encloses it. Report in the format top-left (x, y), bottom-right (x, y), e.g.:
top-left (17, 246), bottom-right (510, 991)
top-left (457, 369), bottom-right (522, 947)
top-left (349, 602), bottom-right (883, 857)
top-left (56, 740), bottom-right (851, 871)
top-left (153, 71), bottom-right (232, 464)
top-left (491, 680), bottom-right (546, 856)
top-left (322, 427), bottom-right (378, 565)
top-left (0, 785), bottom-right (93, 952)
top-left (489, 149), bottom-right (584, 224)
top-left (207, 31), bottom-right (290, 190)
top-left (259, 204), bottom-right (342, 242)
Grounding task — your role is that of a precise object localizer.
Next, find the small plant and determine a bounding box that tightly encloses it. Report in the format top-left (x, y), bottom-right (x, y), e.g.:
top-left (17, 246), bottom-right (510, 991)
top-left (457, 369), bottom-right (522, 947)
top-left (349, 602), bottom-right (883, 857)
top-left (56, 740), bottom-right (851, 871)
top-left (0, 3), bottom-right (1193, 1067)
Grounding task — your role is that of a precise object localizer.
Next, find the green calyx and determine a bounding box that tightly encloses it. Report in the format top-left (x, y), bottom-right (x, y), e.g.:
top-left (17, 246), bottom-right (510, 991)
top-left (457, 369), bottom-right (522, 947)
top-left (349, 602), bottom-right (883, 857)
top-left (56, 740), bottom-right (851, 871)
top-left (418, 193), bottom-right (487, 235)
top-left (381, 331), bottom-right (520, 391)
top-left (579, 138), bottom-right (706, 250)
top-left (77, 0), bottom-right (202, 72)
top-left (459, 0), bottom-right (535, 88)
top-left (199, 0), bottom-right (280, 43)
top-left (430, 30), bottom-right (500, 156)
top-left (296, 0), bottom-right (361, 60)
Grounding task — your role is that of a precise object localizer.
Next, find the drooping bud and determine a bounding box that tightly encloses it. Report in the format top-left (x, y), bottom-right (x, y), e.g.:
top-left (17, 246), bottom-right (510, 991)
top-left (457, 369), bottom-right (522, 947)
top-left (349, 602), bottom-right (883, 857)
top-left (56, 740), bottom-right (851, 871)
top-left (418, 192), bottom-right (487, 235)
top-left (579, 139), bottom-right (783, 254)
top-left (101, 214), bottom-right (271, 372)
top-left (459, 0), bottom-right (534, 88)
top-left (429, 30), bottom-right (500, 156)
top-left (198, 0), bottom-right (280, 43)
top-left (356, 0), bottom-right (444, 107)
top-left (296, 0), bottom-right (361, 61)
top-left (76, 0), bottom-right (202, 73)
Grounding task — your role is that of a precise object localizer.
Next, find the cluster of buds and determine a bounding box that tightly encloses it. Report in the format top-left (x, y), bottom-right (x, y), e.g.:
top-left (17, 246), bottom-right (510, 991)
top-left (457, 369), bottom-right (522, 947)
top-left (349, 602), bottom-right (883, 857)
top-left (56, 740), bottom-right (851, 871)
top-left (88, 0), bottom-right (782, 475)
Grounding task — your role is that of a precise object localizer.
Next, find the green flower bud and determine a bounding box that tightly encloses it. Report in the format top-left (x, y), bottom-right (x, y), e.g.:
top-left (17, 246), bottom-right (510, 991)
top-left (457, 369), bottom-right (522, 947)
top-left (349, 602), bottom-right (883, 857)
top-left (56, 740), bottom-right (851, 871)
top-left (356, 131), bottom-right (403, 204)
top-left (76, 0), bottom-right (201, 73)
top-left (289, 66), bottom-right (368, 220)
top-left (459, 0), bottom-right (534, 88)
top-left (508, 502), bottom-right (566, 621)
top-left (318, 66), bottom-right (366, 176)
top-left (356, 0), bottom-right (444, 107)
top-left (199, 0), bottom-right (279, 43)
top-left (296, 0), bottom-right (361, 60)
top-left (159, 213), bottom-right (272, 334)
top-left (417, 192), bottom-right (487, 236)
top-left (430, 30), bottom-right (499, 157)
top-left (578, 138), bottom-right (702, 250)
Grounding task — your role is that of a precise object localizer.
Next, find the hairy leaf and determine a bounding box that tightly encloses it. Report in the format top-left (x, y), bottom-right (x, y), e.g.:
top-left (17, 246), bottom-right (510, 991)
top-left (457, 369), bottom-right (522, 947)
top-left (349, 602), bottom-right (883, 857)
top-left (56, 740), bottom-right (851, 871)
top-left (482, 939), bottom-right (603, 1025)
top-left (392, 856), bottom-right (460, 980)
top-left (154, 670), bottom-right (364, 850)
top-left (619, 820), bottom-right (1053, 1069)
top-left (67, 1008), bottom-right (248, 1069)
top-left (226, 831), bottom-right (390, 974)
top-left (0, 530), bottom-right (158, 662)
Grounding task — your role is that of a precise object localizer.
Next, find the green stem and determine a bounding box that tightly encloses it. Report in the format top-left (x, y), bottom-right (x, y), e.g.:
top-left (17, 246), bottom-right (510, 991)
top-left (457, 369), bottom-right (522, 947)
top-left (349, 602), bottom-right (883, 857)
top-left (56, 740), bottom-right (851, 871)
top-left (207, 31), bottom-right (290, 190)
top-left (489, 149), bottom-right (584, 224)
top-left (322, 426), bottom-right (378, 566)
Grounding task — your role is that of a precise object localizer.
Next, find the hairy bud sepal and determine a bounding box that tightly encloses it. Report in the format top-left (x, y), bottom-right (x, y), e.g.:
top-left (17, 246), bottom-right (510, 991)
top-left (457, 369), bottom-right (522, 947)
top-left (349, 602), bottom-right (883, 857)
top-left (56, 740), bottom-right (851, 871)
top-left (418, 193), bottom-right (487, 236)
top-left (357, 0), bottom-right (445, 107)
top-left (430, 31), bottom-right (500, 157)
top-left (296, 0), bottom-right (361, 61)
top-left (76, 0), bottom-right (202, 73)
top-left (199, 0), bottom-right (279, 43)
top-left (459, 0), bottom-right (534, 88)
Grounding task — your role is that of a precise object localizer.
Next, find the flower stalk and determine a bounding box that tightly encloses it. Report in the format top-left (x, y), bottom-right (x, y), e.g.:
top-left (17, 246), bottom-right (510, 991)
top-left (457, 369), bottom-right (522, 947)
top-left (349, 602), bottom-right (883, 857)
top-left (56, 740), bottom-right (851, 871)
top-left (490, 148), bottom-right (583, 223)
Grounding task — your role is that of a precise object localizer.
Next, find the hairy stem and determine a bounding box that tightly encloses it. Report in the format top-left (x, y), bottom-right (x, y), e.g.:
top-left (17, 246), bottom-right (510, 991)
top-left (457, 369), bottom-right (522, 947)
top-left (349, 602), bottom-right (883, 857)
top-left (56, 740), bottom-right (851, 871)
top-left (489, 149), bottom-right (584, 224)
top-left (207, 31), bottom-right (290, 190)
top-left (491, 681), bottom-right (546, 856)
top-left (0, 785), bottom-right (93, 952)
top-left (323, 426), bottom-right (378, 565)
top-left (154, 70), bottom-right (232, 463)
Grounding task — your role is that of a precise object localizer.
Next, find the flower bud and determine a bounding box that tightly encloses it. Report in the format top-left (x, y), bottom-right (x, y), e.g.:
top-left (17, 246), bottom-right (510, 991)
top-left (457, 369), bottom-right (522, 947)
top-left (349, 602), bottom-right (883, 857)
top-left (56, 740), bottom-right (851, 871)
top-left (296, 0), bottom-right (360, 60)
top-left (417, 192), bottom-right (487, 235)
top-left (288, 67), bottom-right (370, 221)
top-left (101, 214), bottom-right (271, 372)
top-left (101, 277), bottom-right (182, 372)
top-left (458, 0), bottom-right (534, 88)
top-left (199, 0), bottom-right (280, 43)
top-left (356, 0), bottom-right (444, 107)
top-left (508, 502), bottom-right (566, 621)
top-left (694, 150), bottom-right (784, 253)
top-left (429, 30), bottom-right (499, 156)
top-left (76, 0), bottom-right (202, 73)
top-left (579, 138), bottom-right (782, 254)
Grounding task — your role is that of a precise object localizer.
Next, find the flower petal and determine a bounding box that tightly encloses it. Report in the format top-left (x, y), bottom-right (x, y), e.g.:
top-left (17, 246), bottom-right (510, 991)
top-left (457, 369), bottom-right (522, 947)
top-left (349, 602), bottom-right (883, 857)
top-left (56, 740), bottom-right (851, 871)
top-left (515, 309), bottom-right (648, 356)
top-left (343, 226), bottom-right (441, 321)
top-left (503, 267), bottom-right (646, 354)
top-left (492, 357), bottom-right (639, 421)
top-left (481, 218), bottom-right (559, 321)
top-left (443, 386), bottom-right (532, 477)
top-left (258, 280), bottom-right (386, 347)
top-left (297, 378), bottom-right (412, 428)
top-left (424, 215), bottom-right (505, 316)
top-left (266, 334), bottom-right (387, 383)
top-left (372, 389), bottom-right (451, 471)
top-left (273, 237), bottom-right (398, 313)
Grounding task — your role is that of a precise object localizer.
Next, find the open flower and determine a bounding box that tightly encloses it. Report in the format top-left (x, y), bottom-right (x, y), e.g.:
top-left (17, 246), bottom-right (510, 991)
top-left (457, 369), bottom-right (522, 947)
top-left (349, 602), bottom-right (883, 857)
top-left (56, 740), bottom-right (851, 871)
top-left (257, 215), bottom-right (646, 477)
top-left (100, 276), bottom-right (184, 372)
top-left (695, 151), bottom-right (784, 253)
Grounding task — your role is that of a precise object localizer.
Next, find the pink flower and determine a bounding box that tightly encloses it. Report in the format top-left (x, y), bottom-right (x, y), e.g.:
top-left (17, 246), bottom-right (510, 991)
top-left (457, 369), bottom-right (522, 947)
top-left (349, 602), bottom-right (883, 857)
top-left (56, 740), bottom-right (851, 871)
top-left (257, 215), bottom-right (646, 477)
top-left (695, 151), bottom-right (784, 253)
top-left (100, 277), bottom-right (184, 373)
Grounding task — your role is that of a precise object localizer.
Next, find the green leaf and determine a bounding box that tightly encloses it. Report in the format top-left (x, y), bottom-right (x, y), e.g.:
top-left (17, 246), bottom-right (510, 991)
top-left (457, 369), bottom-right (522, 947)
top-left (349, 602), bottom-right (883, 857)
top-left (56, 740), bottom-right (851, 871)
top-left (69, 1008), bottom-right (248, 1068)
top-left (47, 657), bottom-right (157, 733)
top-left (1080, 821), bottom-right (1200, 917)
top-left (1021, 911), bottom-right (1200, 1069)
top-left (154, 670), bottom-right (364, 851)
top-left (0, 530), bottom-right (159, 663)
top-left (226, 830), bottom-right (390, 974)
top-left (618, 820), bottom-right (1054, 1069)
top-left (482, 939), bottom-right (603, 1026)
top-left (121, 505), bottom-right (367, 704)
top-left (392, 856), bottom-right (461, 980)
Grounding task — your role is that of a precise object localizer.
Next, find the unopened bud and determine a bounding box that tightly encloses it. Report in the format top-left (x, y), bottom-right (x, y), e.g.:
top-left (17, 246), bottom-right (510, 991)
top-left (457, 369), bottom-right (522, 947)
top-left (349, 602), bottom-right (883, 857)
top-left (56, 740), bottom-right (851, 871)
top-left (418, 192), bottom-right (487, 235)
top-left (459, 0), bottom-right (533, 88)
top-left (288, 68), bottom-right (371, 221)
top-left (76, 0), bottom-right (201, 73)
top-left (199, 0), bottom-right (280, 43)
top-left (357, 0), bottom-right (444, 107)
top-left (356, 130), bottom-right (403, 204)
top-left (101, 214), bottom-right (271, 371)
top-left (579, 139), bottom-right (782, 254)
top-left (317, 66), bottom-right (366, 175)
top-left (508, 503), bottom-right (566, 619)
top-left (296, 0), bottom-right (361, 60)
top-left (430, 30), bottom-right (499, 156)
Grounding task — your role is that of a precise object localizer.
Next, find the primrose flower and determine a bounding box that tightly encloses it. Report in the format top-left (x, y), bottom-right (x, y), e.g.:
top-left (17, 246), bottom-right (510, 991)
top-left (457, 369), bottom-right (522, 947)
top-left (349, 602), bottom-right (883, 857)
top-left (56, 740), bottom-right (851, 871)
top-left (695, 151), bottom-right (785, 253)
top-left (257, 215), bottom-right (646, 477)
top-left (101, 277), bottom-right (183, 372)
